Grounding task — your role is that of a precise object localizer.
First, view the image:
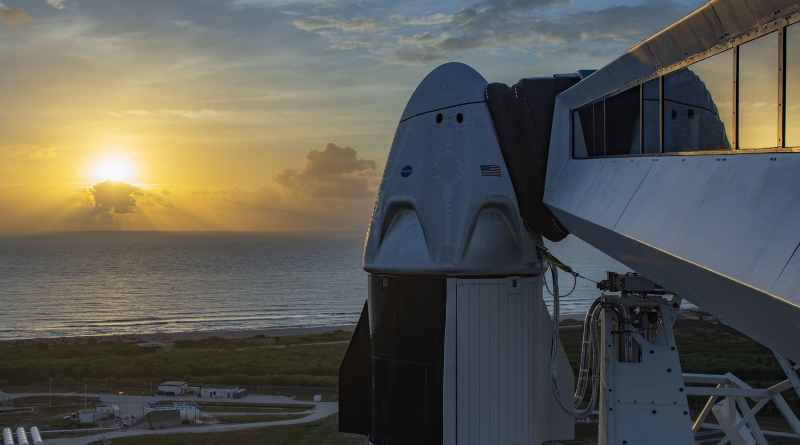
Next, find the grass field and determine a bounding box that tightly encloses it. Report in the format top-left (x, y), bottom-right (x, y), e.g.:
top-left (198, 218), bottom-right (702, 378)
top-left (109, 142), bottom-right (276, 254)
top-left (0, 331), bottom-right (352, 390)
top-left (3, 317), bottom-right (799, 444)
top-left (205, 413), bottom-right (309, 424)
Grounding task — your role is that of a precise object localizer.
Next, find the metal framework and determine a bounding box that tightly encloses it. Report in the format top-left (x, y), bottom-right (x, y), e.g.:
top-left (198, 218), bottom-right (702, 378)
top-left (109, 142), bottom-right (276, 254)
top-left (685, 366), bottom-right (800, 444)
top-left (594, 272), bottom-right (800, 445)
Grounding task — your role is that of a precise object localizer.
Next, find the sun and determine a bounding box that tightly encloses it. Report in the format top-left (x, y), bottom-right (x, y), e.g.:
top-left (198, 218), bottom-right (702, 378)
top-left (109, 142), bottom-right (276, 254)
top-left (97, 163), bottom-right (130, 182)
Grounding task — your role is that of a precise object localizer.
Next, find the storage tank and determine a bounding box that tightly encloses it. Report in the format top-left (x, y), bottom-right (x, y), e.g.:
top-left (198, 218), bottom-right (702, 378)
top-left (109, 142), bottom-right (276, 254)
top-left (15, 428), bottom-right (28, 445)
top-left (29, 427), bottom-right (42, 445)
top-left (3, 428), bottom-right (14, 445)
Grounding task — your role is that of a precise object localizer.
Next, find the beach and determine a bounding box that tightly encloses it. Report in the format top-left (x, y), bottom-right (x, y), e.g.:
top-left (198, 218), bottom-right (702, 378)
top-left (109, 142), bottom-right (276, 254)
top-left (0, 324), bottom-right (358, 348)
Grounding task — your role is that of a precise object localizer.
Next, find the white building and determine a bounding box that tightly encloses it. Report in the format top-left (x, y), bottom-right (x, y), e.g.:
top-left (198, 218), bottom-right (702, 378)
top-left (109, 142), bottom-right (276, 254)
top-left (143, 400), bottom-right (203, 422)
top-left (157, 381), bottom-right (188, 396)
top-left (79, 410), bottom-right (96, 424)
top-left (200, 385), bottom-right (239, 398)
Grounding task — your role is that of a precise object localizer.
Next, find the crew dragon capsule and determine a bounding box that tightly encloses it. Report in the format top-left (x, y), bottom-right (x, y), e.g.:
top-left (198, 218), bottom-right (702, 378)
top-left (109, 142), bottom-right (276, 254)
top-left (339, 62), bottom-right (583, 444)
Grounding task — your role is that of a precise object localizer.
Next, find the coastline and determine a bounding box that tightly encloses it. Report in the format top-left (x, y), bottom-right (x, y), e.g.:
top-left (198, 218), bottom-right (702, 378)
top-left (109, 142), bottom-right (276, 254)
top-left (0, 324), bottom-right (357, 346)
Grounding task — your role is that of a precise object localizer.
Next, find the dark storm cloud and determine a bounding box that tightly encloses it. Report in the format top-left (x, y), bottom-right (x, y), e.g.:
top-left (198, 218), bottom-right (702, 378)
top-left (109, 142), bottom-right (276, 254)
top-left (89, 181), bottom-right (142, 215)
top-left (273, 143), bottom-right (378, 199)
top-left (0, 3), bottom-right (32, 26)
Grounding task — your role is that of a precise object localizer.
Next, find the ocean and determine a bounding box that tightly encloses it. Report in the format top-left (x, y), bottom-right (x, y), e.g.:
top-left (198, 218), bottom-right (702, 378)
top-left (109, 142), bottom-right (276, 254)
top-left (0, 232), bottom-right (630, 340)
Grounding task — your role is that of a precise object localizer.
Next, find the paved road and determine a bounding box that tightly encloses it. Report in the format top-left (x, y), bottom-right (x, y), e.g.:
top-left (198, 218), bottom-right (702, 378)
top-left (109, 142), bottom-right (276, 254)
top-left (7, 392), bottom-right (338, 445)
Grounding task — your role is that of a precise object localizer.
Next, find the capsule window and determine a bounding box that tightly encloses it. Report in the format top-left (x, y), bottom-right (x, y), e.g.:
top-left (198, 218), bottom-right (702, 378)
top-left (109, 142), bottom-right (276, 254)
top-left (456, 113), bottom-right (463, 123)
top-left (436, 113), bottom-right (443, 124)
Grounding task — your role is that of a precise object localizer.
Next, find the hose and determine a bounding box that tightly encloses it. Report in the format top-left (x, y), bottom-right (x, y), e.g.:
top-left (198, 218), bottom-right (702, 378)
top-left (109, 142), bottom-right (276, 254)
top-left (545, 258), bottom-right (633, 418)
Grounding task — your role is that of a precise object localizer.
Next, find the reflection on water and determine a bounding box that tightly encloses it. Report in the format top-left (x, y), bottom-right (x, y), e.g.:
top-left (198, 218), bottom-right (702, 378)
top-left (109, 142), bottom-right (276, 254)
top-left (0, 232), bottom-right (660, 339)
top-left (739, 32), bottom-right (779, 149)
top-left (0, 232), bottom-right (367, 340)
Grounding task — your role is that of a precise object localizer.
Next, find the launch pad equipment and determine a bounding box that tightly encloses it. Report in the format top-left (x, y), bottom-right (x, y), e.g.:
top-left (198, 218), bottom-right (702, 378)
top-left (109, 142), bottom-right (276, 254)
top-left (339, 0), bottom-right (800, 443)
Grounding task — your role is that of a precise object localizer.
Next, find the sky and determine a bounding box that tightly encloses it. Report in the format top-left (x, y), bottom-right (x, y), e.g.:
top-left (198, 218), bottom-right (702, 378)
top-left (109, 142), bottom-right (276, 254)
top-left (0, 0), bottom-right (703, 233)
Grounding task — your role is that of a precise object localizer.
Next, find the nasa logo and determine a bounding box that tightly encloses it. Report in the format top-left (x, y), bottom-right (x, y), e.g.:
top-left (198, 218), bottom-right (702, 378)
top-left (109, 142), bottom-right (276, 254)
top-left (401, 165), bottom-right (413, 177)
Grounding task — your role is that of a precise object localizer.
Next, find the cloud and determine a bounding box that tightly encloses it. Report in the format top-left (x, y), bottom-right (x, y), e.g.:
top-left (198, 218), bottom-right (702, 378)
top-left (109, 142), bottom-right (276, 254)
top-left (292, 16), bottom-right (384, 32)
top-left (287, 0), bottom-right (692, 65)
top-left (0, 144), bottom-right (57, 163)
top-left (0, 3), bottom-right (32, 26)
top-left (161, 109), bottom-right (219, 119)
top-left (125, 109), bottom-right (220, 119)
top-left (89, 181), bottom-right (142, 215)
top-left (46, 0), bottom-right (67, 9)
top-left (273, 143), bottom-right (378, 199)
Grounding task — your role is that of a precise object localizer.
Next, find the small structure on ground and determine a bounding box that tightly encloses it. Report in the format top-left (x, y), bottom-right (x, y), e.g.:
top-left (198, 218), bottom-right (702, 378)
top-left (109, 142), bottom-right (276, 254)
top-left (157, 381), bottom-right (188, 396)
top-left (200, 385), bottom-right (239, 398)
top-left (313, 395), bottom-right (322, 402)
top-left (15, 428), bottom-right (27, 445)
top-left (129, 410), bottom-right (181, 430)
top-left (78, 410), bottom-right (96, 424)
top-left (143, 400), bottom-right (202, 422)
top-left (29, 427), bottom-right (42, 445)
top-left (3, 427), bottom-right (13, 445)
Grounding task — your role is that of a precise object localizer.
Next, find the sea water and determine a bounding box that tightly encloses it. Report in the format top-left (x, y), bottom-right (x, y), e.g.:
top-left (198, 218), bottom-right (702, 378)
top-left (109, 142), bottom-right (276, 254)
top-left (0, 232), bottom-right (628, 340)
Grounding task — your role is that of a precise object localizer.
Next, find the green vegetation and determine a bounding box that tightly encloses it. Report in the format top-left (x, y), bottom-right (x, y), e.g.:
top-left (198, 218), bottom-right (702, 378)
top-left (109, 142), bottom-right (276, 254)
top-left (0, 405), bottom-right (103, 431)
top-left (11, 395), bottom-right (95, 406)
top-left (107, 414), bottom-right (364, 445)
top-left (0, 331), bottom-right (352, 389)
top-left (196, 402), bottom-right (312, 413)
top-left (207, 413), bottom-right (308, 424)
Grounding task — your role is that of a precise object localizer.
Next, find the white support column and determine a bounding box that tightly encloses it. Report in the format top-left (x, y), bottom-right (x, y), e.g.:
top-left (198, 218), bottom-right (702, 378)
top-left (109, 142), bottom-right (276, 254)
top-left (774, 354), bottom-right (800, 397)
top-left (716, 398), bottom-right (771, 445)
top-left (598, 295), bottom-right (694, 445)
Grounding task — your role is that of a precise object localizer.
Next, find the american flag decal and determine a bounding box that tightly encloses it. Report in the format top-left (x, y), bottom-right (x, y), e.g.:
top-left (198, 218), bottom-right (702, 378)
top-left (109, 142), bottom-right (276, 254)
top-left (480, 164), bottom-right (502, 177)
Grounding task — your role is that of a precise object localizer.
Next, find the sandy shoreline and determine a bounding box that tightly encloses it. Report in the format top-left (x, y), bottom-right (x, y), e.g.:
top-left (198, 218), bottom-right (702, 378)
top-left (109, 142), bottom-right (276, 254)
top-left (4, 309), bottom-right (672, 345)
top-left (0, 324), bottom-right (357, 346)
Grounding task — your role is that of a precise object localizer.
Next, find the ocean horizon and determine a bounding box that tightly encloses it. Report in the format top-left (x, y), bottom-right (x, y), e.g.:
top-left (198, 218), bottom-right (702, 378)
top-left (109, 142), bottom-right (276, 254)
top-left (0, 231), bottom-right (629, 341)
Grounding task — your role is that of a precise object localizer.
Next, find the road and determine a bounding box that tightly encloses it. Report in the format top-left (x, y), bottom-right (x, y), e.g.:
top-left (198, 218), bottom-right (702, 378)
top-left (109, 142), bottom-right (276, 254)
top-left (7, 392), bottom-right (339, 445)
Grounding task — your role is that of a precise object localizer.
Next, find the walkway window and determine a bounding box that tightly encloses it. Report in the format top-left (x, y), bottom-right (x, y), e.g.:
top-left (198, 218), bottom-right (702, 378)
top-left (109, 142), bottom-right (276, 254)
top-left (642, 79), bottom-right (660, 154)
top-left (573, 107), bottom-right (592, 157)
top-left (663, 50), bottom-right (733, 152)
top-left (605, 86), bottom-right (641, 155)
top-left (739, 32), bottom-right (779, 148)
top-left (786, 23), bottom-right (800, 147)
top-left (593, 101), bottom-right (605, 156)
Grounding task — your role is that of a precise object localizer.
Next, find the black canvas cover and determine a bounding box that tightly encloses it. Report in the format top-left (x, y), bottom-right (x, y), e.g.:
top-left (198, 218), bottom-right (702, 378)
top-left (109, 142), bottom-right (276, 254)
top-left (485, 75), bottom-right (579, 242)
top-left (369, 275), bottom-right (447, 445)
top-left (339, 300), bottom-right (372, 435)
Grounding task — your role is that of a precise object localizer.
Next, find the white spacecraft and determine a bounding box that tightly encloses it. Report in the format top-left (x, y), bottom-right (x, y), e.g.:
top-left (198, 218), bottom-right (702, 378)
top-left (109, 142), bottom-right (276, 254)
top-left (339, 0), bottom-right (800, 444)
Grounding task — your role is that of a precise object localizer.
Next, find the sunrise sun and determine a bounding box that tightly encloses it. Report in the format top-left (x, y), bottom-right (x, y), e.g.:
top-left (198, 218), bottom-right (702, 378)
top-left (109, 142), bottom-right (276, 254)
top-left (97, 163), bottom-right (131, 182)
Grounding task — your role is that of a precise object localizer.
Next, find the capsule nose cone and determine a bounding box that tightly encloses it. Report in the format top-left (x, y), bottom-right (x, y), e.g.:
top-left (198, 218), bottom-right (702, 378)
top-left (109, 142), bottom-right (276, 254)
top-left (400, 62), bottom-right (488, 121)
